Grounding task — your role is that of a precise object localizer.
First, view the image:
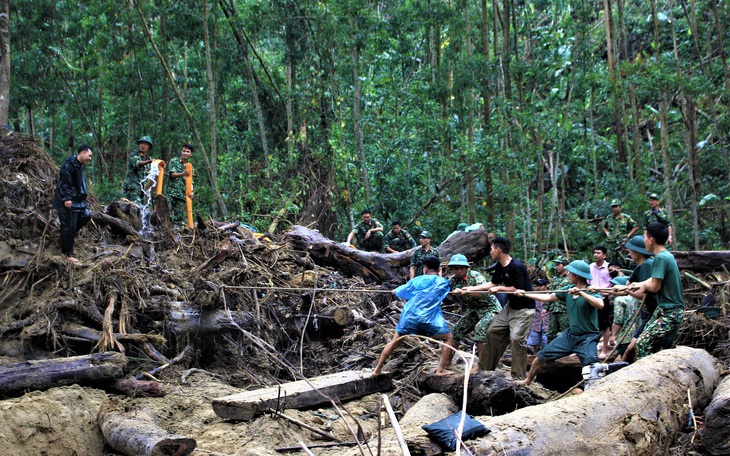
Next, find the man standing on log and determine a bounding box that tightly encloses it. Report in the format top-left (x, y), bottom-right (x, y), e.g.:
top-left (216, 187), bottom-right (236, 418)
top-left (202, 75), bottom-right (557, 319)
top-left (123, 136), bottom-right (156, 204)
top-left (53, 145), bottom-right (93, 264)
top-left (516, 260), bottom-right (604, 386)
top-left (447, 254), bottom-right (501, 360)
top-left (373, 256), bottom-right (457, 376)
top-left (383, 220), bottom-right (416, 253)
top-left (165, 144), bottom-right (194, 226)
top-left (644, 193), bottom-right (674, 246)
top-left (410, 230), bottom-right (440, 279)
top-left (603, 199), bottom-right (638, 262)
top-left (346, 209), bottom-right (384, 252)
top-left (627, 223), bottom-right (685, 359)
top-left (545, 256), bottom-right (570, 342)
top-left (453, 236), bottom-right (535, 379)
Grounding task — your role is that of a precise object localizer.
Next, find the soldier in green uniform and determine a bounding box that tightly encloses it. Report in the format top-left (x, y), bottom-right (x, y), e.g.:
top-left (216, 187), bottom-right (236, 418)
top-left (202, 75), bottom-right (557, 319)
top-left (410, 230), bottom-right (440, 278)
top-left (123, 136), bottom-right (156, 204)
top-left (346, 209), bottom-right (384, 252)
top-left (644, 193), bottom-right (674, 246)
top-left (165, 144), bottom-right (194, 225)
top-left (627, 222), bottom-right (684, 358)
top-left (383, 220), bottom-right (416, 253)
top-left (603, 199), bottom-right (638, 261)
top-left (545, 256), bottom-right (570, 341)
top-left (448, 254), bottom-right (502, 344)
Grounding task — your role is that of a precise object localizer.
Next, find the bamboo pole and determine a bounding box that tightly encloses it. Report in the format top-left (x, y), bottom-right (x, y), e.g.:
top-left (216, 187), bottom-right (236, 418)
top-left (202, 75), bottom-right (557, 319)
top-left (382, 394), bottom-right (411, 456)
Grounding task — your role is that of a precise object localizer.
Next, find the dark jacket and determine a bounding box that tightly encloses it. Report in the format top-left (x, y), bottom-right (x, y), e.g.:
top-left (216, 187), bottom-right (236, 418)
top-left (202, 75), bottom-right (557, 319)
top-left (52, 155), bottom-right (88, 211)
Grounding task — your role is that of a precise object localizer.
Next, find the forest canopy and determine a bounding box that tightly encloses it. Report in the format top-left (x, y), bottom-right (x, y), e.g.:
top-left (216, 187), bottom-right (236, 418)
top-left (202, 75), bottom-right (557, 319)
top-left (7, 0), bottom-right (730, 257)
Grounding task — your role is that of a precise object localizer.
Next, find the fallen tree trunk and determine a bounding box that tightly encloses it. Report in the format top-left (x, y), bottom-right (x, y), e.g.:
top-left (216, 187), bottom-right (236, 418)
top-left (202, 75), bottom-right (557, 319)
top-left (282, 225), bottom-right (492, 283)
top-left (672, 251), bottom-right (730, 271)
top-left (702, 375), bottom-right (730, 455)
top-left (99, 402), bottom-right (196, 456)
top-left (420, 370), bottom-right (545, 416)
top-left (469, 347), bottom-right (719, 455)
top-left (0, 352), bottom-right (127, 396)
top-left (168, 302), bottom-right (256, 335)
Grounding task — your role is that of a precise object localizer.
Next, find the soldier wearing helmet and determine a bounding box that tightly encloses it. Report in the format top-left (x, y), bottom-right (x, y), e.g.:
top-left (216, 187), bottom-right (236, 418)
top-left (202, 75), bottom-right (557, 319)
top-left (123, 136), bottom-right (157, 204)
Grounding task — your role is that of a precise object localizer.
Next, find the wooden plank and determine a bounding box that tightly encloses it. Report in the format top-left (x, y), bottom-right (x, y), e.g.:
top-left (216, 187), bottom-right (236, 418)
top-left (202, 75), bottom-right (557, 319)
top-left (212, 370), bottom-right (392, 421)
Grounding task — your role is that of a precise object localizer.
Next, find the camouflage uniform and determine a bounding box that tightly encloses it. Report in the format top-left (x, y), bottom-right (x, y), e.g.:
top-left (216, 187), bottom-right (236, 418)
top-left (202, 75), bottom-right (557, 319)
top-left (410, 246), bottom-right (440, 277)
top-left (612, 295), bottom-right (641, 347)
top-left (635, 307), bottom-right (684, 359)
top-left (123, 149), bottom-right (150, 204)
top-left (604, 213), bottom-right (637, 256)
top-left (165, 157), bottom-right (189, 224)
top-left (350, 218), bottom-right (384, 252)
top-left (450, 270), bottom-right (502, 341)
top-left (546, 276), bottom-right (570, 340)
top-left (643, 208), bottom-right (672, 229)
top-left (384, 229), bottom-right (416, 252)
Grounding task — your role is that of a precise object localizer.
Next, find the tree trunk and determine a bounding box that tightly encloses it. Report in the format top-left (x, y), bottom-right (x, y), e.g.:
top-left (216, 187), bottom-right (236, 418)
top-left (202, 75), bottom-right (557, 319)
top-left (0, 0), bottom-right (8, 127)
top-left (469, 347), bottom-right (719, 455)
top-left (702, 375), bottom-right (730, 455)
top-left (0, 352), bottom-right (128, 397)
top-left (282, 225), bottom-right (493, 283)
top-left (351, 33), bottom-right (370, 205)
top-left (99, 405), bottom-right (196, 456)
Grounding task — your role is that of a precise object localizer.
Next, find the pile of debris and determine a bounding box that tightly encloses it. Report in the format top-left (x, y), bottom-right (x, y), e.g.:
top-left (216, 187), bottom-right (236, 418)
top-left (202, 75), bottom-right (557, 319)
top-left (1, 133), bottom-right (730, 455)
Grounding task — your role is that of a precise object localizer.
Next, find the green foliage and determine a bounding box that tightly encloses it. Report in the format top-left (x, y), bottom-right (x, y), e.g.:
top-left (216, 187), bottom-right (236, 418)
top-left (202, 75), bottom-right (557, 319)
top-left (8, 0), bottom-right (730, 253)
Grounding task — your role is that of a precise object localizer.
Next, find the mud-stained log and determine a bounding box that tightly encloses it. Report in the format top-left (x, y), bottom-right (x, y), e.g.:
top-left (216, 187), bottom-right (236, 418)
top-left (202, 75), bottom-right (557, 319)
top-left (112, 377), bottom-right (167, 398)
top-left (168, 302), bottom-right (256, 335)
top-left (282, 225), bottom-right (492, 283)
top-left (0, 352), bottom-right (128, 396)
top-left (92, 211), bottom-right (141, 238)
top-left (468, 347), bottom-right (719, 455)
top-left (703, 375), bottom-right (730, 455)
top-left (420, 370), bottom-right (544, 416)
top-left (99, 402), bottom-right (196, 456)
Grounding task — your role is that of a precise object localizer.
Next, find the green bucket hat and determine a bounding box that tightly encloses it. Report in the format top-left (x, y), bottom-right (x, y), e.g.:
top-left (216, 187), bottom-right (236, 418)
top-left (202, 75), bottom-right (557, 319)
top-left (137, 136), bottom-right (154, 148)
top-left (566, 260), bottom-right (592, 280)
top-left (610, 276), bottom-right (628, 286)
top-left (448, 254), bottom-right (470, 267)
top-left (625, 235), bottom-right (652, 256)
top-left (420, 230), bottom-right (432, 238)
top-left (609, 198), bottom-right (622, 207)
top-left (648, 192), bottom-right (660, 200)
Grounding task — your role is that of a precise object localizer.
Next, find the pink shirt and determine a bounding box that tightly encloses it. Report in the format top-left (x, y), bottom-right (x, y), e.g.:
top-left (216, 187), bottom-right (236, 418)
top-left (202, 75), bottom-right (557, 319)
top-left (589, 261), bottom-right (612, 289)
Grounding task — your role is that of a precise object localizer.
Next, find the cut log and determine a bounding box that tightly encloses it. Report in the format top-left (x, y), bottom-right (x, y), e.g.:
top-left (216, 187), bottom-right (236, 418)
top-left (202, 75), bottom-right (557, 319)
top-left (282, 225), bottom-right (492, 283)
top-left (92, 211), bottom-right (141, 238)
top-left (112, 377), bottom-right (167, 398)
top-left (99, 402), bottom-right (196, 456)
top-left (0, 352), bottom-right (128, 396)
top-left (420, 370), bottom-right (545, 416)
top-left (213, 370), bottom-right (393, 421)
top-left (168, 302), bottom-right (256, 335)
top-left (468, 347), bottom-right (719, 455)
top-left (672, 251), bottom-right (730, 271)
top-left (702, 375), bottom-right (730, 455)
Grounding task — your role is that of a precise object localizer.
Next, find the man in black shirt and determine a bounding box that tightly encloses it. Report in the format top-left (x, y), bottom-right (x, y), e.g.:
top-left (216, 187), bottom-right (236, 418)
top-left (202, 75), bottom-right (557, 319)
top-left (454, 236), bottom-right (535, 379)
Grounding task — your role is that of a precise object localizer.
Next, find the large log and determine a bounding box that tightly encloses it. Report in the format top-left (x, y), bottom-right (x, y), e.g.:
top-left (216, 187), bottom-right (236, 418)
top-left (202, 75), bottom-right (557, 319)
top-left (168, 302), bottom-right (256, 335)
top-left (703, 375), bottom-right (730, 455)
top-left (468, 347), bottom-right (719, 455)
top-left (99, 402), bottom-right (196, 456)
top-left (282, 225), bottom-right (492, 283)
top-left (672, 251), bottom-right (730, 271)
top-left (0, 352), bottom-right (128, 396)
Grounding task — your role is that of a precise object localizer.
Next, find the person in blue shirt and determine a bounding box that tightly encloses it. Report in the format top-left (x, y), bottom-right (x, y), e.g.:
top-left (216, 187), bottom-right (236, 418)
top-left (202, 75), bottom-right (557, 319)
top-left (373, 256), bottom-right (457, 376)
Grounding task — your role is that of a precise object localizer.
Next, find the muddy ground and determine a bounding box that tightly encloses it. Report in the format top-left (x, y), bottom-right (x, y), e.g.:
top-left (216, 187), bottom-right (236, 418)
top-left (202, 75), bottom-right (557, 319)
top-left (1, 133), bottom-right (729, 455)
